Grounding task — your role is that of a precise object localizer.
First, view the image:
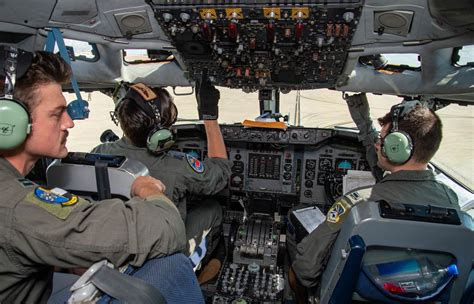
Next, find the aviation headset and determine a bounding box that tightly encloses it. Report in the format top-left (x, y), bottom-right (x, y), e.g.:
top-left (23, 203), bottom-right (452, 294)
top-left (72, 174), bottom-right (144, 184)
top-left (0, 47), bottom-right (34, 150)
top-left (114, 83), bottom-right (174, 154)
top-left (382, 100), bottom-right (422, 164)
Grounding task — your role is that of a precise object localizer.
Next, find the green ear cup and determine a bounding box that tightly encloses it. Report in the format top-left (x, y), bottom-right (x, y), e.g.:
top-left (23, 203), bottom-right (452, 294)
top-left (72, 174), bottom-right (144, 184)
top-left (146, 128), bottom-right (174, 154)
top-left (382, 131), bottom-right (413, 164)
top-left (0, 98), bottom-right (31, 150)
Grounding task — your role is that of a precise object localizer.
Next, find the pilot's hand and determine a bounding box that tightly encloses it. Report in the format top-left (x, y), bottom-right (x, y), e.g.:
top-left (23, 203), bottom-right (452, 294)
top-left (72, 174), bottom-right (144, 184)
top-left (131, 176), bottom-right (166, 199)
top-left (195, 73), bottom-right (220, 120)
top-left (344, 93), bottom-right (372, 134)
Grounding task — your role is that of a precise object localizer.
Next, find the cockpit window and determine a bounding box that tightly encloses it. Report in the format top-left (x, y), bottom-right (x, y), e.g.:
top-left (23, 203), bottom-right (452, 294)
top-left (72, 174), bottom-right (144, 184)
top-left (58, 39), bottom-right (99, 62)
top-left (359, 53), bottom-right (421, 71)
top-left (122, 49), bottom-right (174, 64)
top-left (452, 45), bottom-right (474, 67)
top-left (383, 53), bottom-right (421, 68)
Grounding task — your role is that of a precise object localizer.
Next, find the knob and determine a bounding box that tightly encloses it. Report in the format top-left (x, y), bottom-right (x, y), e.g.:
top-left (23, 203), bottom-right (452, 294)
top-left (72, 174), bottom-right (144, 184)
top-left (162, 13), bottom-right (173, 23)
top-left (343, 11), bottom-right (355, 23)
top-left (179, 13), bottom-right (190, 22)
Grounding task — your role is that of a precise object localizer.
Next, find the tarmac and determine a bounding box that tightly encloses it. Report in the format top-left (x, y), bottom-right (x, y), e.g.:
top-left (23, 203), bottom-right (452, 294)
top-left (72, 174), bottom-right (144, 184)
top-left (65, 88), bottom-right (473, 191)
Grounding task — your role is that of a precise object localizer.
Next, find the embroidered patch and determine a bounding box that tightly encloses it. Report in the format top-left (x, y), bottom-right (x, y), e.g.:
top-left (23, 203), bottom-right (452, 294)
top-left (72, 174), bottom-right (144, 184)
top-left (16, 178), bottom-right (35, 188)
top-left (25, 188), bottom-right (88, 220)
top-left (186, 154), bottom-right (205, 174)
top-left (327, 202), bottom-right (346, 223)
top-left (34, 187), bottom-right (78, 206)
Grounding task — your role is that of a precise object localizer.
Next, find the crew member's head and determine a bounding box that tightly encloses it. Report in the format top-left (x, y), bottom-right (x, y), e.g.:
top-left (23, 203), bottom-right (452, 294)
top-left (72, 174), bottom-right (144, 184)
top-left (375, 103), bottom-right (442, 171)
top-left (0, 51), bottom-right (73, 159)
top-left (115, 87), bottom-right (178, 148)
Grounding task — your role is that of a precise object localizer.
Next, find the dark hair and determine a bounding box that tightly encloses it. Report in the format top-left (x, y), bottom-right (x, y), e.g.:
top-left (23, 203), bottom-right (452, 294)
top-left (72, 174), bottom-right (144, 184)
top-left (13, 51), bottom-right (71, 110)
top-left (378, 105), bottom-right (442, 163)
top-left (117, 87), bottom-right (178, 147)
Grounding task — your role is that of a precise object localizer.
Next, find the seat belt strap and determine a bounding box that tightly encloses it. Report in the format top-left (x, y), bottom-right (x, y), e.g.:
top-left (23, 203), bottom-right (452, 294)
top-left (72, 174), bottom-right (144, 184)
top-left (91, 265), bottom-right (166, 304)
top-left (94, 160), bottom-right (112, 200)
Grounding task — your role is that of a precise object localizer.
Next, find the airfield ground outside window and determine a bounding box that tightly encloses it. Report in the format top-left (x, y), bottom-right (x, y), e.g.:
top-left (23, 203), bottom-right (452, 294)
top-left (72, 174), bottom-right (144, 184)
top-left (58, 39), bottom-right (99, 62)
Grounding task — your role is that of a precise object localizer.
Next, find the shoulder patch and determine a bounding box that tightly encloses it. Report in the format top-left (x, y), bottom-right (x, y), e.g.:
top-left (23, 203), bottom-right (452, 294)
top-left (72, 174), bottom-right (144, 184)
top-left (24, 187), bottom-right (88, 220)
top-left (327, 201), bottom-right (347, 224)
top-left (16, 178), bottom-right (35, 188)
top-left (186, 154), bottom-right (205, 174)
top-left (34, 187), bottom-right (78, 206)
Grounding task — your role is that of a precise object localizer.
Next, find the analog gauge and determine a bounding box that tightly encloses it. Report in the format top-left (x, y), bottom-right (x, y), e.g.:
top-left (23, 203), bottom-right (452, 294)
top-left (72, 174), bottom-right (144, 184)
top-left (318, 158), bottom-right (332, 171)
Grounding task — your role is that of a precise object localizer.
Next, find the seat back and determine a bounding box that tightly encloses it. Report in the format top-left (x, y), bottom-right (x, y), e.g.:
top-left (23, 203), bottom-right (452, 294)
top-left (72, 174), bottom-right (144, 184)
top-left (460, 269), bottom-right (474, 304)
top-left (319, 201), bottom-right (474, 304)
top-left (46, 152), bottom-right (149, 200)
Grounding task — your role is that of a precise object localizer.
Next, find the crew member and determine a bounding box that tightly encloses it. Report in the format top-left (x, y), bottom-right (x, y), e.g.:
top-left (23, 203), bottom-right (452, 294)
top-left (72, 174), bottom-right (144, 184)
top-left (287, 94), bottom-right (458, 301)
top-left (92, 78), bottom-right (232, 283)
top-left (0, 49), bottom-right (197, 303)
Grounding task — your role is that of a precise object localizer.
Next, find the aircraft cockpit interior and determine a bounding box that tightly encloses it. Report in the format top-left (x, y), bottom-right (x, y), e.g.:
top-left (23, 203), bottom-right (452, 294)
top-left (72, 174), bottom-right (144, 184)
top-left (0, 0), bottom-right (473, 303)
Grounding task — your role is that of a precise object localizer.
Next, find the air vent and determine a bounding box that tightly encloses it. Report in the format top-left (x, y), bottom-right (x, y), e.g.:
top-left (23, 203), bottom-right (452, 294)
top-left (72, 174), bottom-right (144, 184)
top-left (114, 11), bottom-right (152, 36)
top-left (374, 10), bottom-right (414, 37)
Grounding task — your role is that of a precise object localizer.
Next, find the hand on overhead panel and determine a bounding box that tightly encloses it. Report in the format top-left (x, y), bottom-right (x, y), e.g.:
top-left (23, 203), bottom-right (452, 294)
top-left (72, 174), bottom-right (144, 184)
top-left (344, 93), bottom-right (374, 136)
top-left (195, 72), bottom-right (220, 120)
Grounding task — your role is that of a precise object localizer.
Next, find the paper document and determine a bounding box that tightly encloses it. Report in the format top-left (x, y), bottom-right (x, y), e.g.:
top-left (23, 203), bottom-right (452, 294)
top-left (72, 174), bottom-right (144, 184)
top-left (343, 170), bottom-right (376, 194)
top-left (292, 206), bottom-right (326, 234)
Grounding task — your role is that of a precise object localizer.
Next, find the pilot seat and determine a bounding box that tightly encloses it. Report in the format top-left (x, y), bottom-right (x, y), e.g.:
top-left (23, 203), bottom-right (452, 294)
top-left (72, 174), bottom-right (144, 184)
top-left (317, 200), bottom-right (474, 304)
top-left (46, 152), bottom-right (204, 303)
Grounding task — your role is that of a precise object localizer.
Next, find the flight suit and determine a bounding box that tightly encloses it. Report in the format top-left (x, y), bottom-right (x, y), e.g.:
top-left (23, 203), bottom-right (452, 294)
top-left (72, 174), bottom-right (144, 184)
top-left (0, 157), bottom-right (186, 304)
top-left (92, 137), bottom-right (233, 254)
top-left (288, 169), bottom-right (459, 288)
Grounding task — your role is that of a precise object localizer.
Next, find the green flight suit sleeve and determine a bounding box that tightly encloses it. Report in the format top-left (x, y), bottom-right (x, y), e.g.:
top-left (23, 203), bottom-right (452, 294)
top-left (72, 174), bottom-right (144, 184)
top-left (291, 198), bottom-right (352, 288)
top-left (178, 157), bottom-right (232, 196)
top-left (345, 93), bottom-right (383, 180)
top-left (11, 191), bottom-right (186, 270)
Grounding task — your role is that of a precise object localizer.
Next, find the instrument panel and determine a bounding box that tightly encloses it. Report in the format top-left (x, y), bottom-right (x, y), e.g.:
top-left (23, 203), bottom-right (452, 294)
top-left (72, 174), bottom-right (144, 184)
top-left (172, 123), bottom-right (370, 208)
top-left (172, 123), bottom-right (370, 302)
top-left (150, 1), bottom-right (362, 91)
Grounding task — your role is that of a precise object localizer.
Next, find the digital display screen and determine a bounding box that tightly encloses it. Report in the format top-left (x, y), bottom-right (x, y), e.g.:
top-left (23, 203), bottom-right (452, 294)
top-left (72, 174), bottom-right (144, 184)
top-left (248, 153), bottom-right (281, 180)
top-left (335, 158), bottom-right (357, 173)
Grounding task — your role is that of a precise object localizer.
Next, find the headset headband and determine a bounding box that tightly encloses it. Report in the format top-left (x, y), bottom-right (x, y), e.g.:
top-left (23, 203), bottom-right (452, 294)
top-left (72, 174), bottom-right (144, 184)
top-left (123, 83), bottom-right (162, 125)
top-left (390, 100), bottom-right (422, 131)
